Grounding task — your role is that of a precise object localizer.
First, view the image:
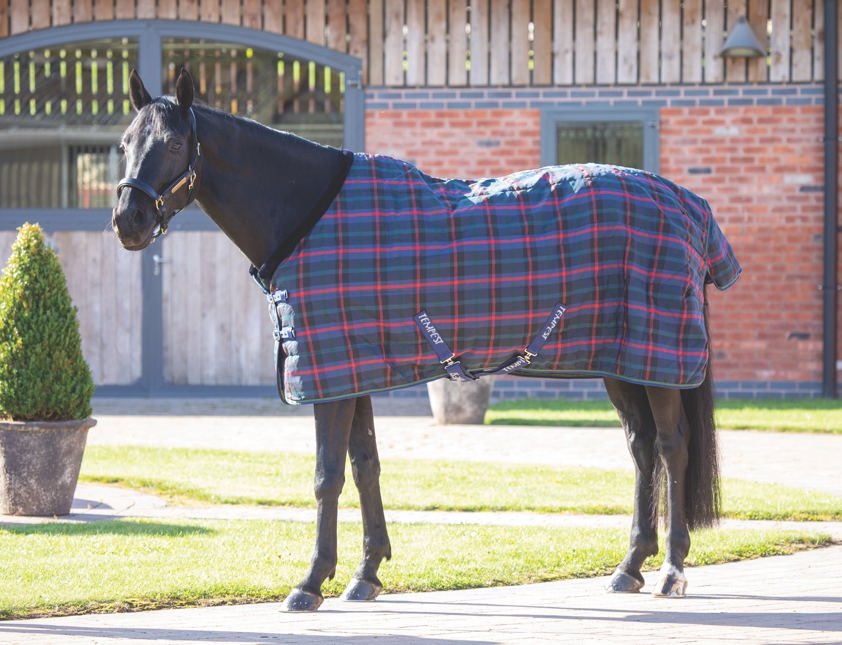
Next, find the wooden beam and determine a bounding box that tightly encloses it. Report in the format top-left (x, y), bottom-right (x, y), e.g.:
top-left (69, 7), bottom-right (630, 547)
top-left (770, 0), bottom-right (792, 82)
top-left (511, 0), bottom-right (530, 85)
top-left (306, 0), bottom-right (326, 45)
top-left (10, 2), bottom-right (29, 35)
top-left (660, 0), bottom-right (680, 82)
top-left (639, 0), bottom-right (658, 83)
top-left (682, 0), bottom-right (703, 82)
top-left (181, 0), bottom-right (201, 21)
top-left (470, 0), bottom-right (489, 85)
top-left (490, 0), bottom-right (511, 85)
top-left (448, 0), bottom-right (469, 85)
top-left (575, 0), bottom-right (595, 84)
top-left (384, 0), bottom-right (405, 85)
top-left (532, 0), bottom-right (552, 84)
top-left (286, 0), bottom-right (305, 39)
top-left (791, 0), bottom-right (813, 81)
top-left (263, 0), bottom-right (282, 33)
top-left (813, 0), bottom-right (824, 82)
top-left (703, 0), bottom-right (725, 83)
top-left (725, 0), bottom-right (747, 82)
top-left (616, 0), bottom-right (637, 83)
top-left (427, 0), bottom-right (448, 86)
top-left (368, 0), bottom-right (385, 85)
top-left (406, 0), bottom-right (425, 85)
top-left (747, 0), bottom-right (769, 81)
top-left (242, 0), bottom-right (262, 30)
top-left (51, 0), bottom-right (72, 27)
top-left (137, 0), bottom-right (155, 20)
top-left (348, 0), bottom-right (369, 80)
top-left (114, 0), bottom-right (137, 20)
top-left (553, 0), bottom-right (574, 84)
top-left (326, 0), bottom-right (348, 52)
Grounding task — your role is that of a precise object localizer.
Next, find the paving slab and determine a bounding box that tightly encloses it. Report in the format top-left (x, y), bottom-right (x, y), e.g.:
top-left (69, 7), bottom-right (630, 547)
top-left (1, 545), bottom-right (840, 644)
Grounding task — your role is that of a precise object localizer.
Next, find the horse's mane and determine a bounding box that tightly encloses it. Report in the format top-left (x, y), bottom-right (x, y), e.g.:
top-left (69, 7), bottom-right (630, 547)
top-left (157, 98), bottom-right (325, 150)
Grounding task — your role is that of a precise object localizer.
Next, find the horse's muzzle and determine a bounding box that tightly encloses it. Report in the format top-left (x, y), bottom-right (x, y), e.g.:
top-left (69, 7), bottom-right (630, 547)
top-left (112, 205), bottom-right (156, 251)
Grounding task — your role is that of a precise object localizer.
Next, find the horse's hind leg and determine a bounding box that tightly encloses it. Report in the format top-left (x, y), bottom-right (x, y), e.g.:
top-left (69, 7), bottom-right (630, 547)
top-left (646, 385), bottom-right (691, 597)
top-left (342, 395), bottom-right (392, 601)
top-left (284, 398), bottom-right (356, 612)
top-left (604, 378), bottom-right (659, 593)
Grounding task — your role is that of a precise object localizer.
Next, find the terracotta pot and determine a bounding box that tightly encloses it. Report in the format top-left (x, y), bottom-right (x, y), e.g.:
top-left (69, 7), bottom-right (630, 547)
top-left (0, 418), bottom-right (96, 516)
top-left (427, 378), bottom-right (494, 425)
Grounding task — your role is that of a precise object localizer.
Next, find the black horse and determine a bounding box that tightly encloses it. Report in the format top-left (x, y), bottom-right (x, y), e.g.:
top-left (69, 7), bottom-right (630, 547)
top-left (113, 69), bottom-right (731, 611)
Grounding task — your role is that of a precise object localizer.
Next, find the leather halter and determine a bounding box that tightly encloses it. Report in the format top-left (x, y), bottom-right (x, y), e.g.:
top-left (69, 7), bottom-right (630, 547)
top-left (117, 107), bottom-right (201, 241)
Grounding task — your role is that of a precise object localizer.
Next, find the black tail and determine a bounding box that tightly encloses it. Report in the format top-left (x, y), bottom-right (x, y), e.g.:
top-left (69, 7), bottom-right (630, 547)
top-left (679, 294), bottom-right (721, 529)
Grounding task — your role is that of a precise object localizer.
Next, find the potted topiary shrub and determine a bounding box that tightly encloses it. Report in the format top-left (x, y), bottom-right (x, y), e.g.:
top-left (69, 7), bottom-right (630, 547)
top-left (0, 223), bottom-right (96, 516)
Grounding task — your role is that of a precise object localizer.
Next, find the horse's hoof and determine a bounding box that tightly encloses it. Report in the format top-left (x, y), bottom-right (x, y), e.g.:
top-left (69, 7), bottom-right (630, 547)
top-left (606, 569), bottom-right (644, 593)
top-left (283, 588), bottom-right (324, 611)
top-left (653, 566), bottom-right (688, 598)
top-left (341, 576), bottom-right (382, 601)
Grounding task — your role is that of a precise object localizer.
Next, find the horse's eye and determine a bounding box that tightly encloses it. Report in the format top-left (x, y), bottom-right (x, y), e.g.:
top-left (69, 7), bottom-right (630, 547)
top-left (168, 140), bottom-right (183, 153)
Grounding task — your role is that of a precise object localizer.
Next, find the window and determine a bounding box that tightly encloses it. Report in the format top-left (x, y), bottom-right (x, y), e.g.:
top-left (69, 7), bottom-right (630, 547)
top-left (540, 107), bottom-right (659, 172)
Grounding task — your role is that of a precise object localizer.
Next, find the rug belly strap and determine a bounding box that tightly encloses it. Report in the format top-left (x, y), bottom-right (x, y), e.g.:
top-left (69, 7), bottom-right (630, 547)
top-left (415, 303), bottom-right (567, 381)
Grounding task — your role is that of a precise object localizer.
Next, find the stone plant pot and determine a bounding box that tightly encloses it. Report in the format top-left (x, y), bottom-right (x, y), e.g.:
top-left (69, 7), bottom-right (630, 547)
top-left (0, 418), bottom-right (96, 516)
top-left (427, 378), bottom-right (494, 425)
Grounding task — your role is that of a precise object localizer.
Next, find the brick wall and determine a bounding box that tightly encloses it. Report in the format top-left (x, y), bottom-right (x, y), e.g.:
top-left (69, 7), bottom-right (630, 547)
top-left (365, 108), bottom-right (541, 178)
top-left (660, 105), bottom-right (826, 387)
top-left (365, 84), bottom-right (836, 397)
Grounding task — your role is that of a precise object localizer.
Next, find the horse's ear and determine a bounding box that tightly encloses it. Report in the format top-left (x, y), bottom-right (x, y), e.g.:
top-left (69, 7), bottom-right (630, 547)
top-left (129, 69), bottom-right (152, 112)
top-left (175, 67), bottom-right (194, 114)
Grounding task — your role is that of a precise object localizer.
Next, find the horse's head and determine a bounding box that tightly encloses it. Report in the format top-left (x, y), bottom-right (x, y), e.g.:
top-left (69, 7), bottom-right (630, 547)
top-left (112, 68), bottom-right (199, 251)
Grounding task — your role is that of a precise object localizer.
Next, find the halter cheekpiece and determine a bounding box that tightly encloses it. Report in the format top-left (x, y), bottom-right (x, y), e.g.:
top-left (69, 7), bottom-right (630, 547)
top-left (117, 106), bottom-right (201, 241)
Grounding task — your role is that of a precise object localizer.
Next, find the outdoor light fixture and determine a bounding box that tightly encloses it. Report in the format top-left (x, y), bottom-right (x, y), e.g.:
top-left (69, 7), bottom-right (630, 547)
top-left (719, 16), bottom-right (766, 58)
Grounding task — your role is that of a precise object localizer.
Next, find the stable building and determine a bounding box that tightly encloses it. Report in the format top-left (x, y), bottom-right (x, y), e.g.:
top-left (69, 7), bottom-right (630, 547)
top-left (0, 1), bottom-right (837, 400)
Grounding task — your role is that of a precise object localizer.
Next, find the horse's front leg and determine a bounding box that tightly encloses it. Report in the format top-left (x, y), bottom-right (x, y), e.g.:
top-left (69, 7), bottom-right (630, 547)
top-left (284, 398), bottom-right (356, 612)
top-left (341, 395), bottom-right (392, 601)
top-left (646, 385), bottom-right (691, 597)
top-left (604, 379), bottom-right (659, 593)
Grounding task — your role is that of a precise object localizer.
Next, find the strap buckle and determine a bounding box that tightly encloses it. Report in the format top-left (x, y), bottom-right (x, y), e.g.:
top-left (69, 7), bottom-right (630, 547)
top-left (273, 327), bottom-right (296, 341)
top-left (440, 354), bottom-right (458, 367)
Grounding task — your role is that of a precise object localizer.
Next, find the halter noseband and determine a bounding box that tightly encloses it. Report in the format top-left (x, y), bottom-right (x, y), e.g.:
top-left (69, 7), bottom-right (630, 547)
top-left (117, 106), bottom-right (201, 241)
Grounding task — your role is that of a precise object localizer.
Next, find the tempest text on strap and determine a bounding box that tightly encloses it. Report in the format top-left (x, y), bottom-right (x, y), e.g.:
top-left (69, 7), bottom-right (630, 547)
top-left (415, 302), bottom-right (567, 381)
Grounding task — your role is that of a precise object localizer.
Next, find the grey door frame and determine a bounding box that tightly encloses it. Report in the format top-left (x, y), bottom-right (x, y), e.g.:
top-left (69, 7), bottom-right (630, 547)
top-left (0, 20), bottom-right (364, 397)
top-left (540, 106), bottom-right (660, 172)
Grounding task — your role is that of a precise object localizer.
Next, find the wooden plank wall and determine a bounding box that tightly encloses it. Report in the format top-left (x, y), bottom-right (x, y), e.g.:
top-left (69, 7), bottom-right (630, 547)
top-left (0, 231), bottom-right (143, 386)
top-left (162, 233), bottom-right (275, 386)
top-left (1, 0), bottom-right (828, 87)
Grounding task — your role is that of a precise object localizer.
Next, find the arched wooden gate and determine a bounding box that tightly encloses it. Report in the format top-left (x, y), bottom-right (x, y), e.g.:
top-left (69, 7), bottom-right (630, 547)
top-left (0, 20), bottom-right (363, 395)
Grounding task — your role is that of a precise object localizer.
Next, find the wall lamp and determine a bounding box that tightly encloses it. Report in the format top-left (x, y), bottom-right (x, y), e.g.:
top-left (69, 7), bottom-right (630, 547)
top-left (719, 16), bottom-right (767, 58)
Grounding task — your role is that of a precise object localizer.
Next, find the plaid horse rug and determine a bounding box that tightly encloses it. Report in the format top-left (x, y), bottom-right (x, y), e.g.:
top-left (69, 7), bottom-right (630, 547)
top-left (262, 153), bottom-right (741, 404)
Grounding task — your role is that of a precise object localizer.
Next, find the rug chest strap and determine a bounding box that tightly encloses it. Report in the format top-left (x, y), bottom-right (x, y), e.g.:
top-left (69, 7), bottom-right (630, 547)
top-left (250, 267), bottom-right (296, 402)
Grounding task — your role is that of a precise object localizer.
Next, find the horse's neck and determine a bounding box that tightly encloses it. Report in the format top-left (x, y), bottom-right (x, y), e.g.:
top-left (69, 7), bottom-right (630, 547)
top-left (192, 106), bottom-right (350, 272)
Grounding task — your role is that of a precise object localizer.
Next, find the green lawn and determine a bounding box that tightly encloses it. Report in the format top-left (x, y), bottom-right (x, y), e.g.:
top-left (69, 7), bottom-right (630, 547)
top-left (0, 518), bottom-right (829, 620)
top-left (485, 397), bottom-right (842, 433)
top-left (81, 445), bottom-right (842, 521)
